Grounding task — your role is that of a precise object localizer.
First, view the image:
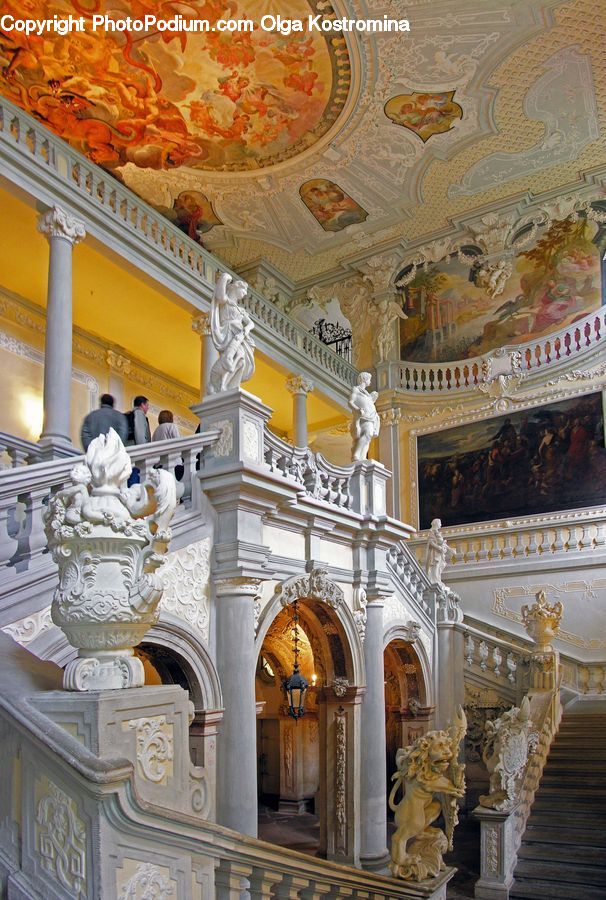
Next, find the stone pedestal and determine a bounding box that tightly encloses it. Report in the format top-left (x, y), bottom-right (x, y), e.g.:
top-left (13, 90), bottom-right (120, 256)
top-left (349, 459), bottom-right (390, 518)
top-left (392, 867), bottom-right (457, 900)
top-left (192, 312), bottom-right (218, 401)
top-left (377, 407), bottom-right (402, 518)
top-left (317, 684), bottom-right (364, 866)
top-left (435, 588), bottom-right (465, 730)
top-left (191, 387), bottom-right (272, 474)
top-left (360, 598), bottom-right (389, 871)
top-left (474, 806), bottom-right (518, 899)
top-left (37, 206), bottom-right (85, 459)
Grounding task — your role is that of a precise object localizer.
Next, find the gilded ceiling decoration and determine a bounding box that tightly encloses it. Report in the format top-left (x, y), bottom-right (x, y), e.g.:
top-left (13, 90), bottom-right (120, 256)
top-left (384, 91), bottom-right (463, 143)
top-left (0, 0), bottom-right (351, 172)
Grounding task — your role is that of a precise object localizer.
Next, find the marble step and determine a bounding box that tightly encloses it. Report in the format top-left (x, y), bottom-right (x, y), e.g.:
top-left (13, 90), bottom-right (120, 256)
top-left (510, 879), bottom-right (606, 899)
top-left (513, 860), bottom-right (606, 887)
top-left (523, 824), bottom-right (606, 847)
top-left (518, 842), bottom-right (605, 866)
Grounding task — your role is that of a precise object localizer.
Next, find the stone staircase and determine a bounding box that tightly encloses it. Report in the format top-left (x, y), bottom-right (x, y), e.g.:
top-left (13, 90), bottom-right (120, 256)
top-left (510, 710), bottom-right (606, 899)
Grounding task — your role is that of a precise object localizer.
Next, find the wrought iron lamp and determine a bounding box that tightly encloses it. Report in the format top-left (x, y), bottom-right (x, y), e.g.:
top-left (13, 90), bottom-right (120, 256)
top-left (284, 597), bottom-right (308, 720)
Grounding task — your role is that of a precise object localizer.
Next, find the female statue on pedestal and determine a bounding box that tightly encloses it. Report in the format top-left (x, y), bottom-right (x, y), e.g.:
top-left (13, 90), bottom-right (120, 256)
top-left (425, 518), bottom-right (451, 586)
top-left (209, 272), bottom-right (255, 393)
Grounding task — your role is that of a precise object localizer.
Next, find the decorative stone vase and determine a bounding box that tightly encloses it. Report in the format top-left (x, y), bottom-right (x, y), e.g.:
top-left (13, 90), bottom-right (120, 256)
top-left (44, 429), bottom-right (177, 691)
top-left (520, 590), bottom-right (563, 651)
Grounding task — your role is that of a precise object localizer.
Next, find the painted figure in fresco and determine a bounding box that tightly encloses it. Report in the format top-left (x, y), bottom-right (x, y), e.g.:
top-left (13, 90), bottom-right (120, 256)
top-left (384, 91), bottom-right (463, 142)
top-left (170, 190), bottom-right (222, 244)
top-left (300, 179), bottom-right (368, 233)
top-left (532, 277), bottom-right (586, 332)
top-left (349, 372), bottom-right (380, 462)
top-left (208, 272), bottom-right (255, 393)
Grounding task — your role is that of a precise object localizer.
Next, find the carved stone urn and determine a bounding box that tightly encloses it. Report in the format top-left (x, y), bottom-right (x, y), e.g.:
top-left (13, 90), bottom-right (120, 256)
top-left (520, 590), bottom-right (563, 651)
top-left (44, 429), bottom-right (177, 691)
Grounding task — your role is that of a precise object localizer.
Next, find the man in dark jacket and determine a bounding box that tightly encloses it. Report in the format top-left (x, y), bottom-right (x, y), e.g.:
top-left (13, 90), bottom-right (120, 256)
top-left (80, 394), bottom-right (128, 450)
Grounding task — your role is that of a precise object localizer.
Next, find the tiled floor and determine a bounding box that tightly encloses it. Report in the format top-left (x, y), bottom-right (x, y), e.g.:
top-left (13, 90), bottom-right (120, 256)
top-left (258, 805), bottom-right (480, 897)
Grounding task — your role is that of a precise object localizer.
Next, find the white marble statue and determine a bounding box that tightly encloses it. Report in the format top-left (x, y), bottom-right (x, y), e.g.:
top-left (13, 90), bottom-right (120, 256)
top-left (425, 518), bottom-right (452, 586)
top-left (208, 271), bottom-right (255, 393)
top-left (479, 696), bottom-right (539, 811)
top-left (349, 371), bottom-right (380, 461)
top-left (389, 708), bottom-right (466, 882)
top-left (371, 296), bottom-right (408, 363)
top-left (44, 428), bottom-right (178, 691)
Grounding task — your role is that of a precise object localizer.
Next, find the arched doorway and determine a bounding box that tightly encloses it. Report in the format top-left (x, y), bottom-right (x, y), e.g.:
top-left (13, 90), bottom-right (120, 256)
top-left (384, 637), bottom-right (432, 790)
top-left (255, 571), bottom-right (364, 864)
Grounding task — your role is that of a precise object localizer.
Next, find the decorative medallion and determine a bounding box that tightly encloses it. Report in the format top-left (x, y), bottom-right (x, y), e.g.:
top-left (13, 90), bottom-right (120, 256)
top-left (384, 91), bottom-right (462, 142)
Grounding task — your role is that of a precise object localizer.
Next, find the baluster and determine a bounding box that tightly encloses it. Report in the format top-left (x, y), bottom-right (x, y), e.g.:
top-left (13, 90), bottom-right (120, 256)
top-left (526, 530), bottom-right (539, 557)
top-left (544, 340), bottom-right (551, 362)
top-left (420, 370), bottom-right (427, 391)
top-left (180, 446), bottom-right (194, 504)
top-left (500, 531), bottom-right (513, 559)
top-left (534, 344), bottom-right (541, 367)
top-left (506, 653), bottom-right (517, 683)
top-left (300, 882), bottom-right (334, 899)
top-left (479, 640), bottom-right (489, 671)
top-left (476, 536), bottom-right (489, 562)
top-left (595, 315), bottom-right (601, 340)
top-left (564, 332), bottom-right (571, 356)
top-left (551, 525), bottom-right (564, 553)
top-left (215, 860), bottom-right (252, 898)
top-left (472, 362), bottom-right (479, 384)
top-left (584, 321), bottom-right (591, 346)
top-left (593, 520), bottom-right (606, 550)
top-left (275, 875), bottom-right (311, 898)
top-left (554, 336), bottom-right (561, 359)
top-left (454, 366), bottom-right (461, 388)
top-left (445, 367), bottom-right (452, 390)
top-left (525, 347), bottom-right (532, 369)
top-left (465, 634), bottom-right (475, 666)
top-left (429, 369), bottom-right (435, 391)
top-left (249, 867), bottom-right (283, 898)
top-left (492, 646), bottom-right (502, 677)
top-left (574, 327), bottom-right (581, 351)
top-left (437, 368), bottom-right (443, 391)
top-left (463, 364), bottom-right (469, 386)
top-left (0, 496), bottom-right (20, 569)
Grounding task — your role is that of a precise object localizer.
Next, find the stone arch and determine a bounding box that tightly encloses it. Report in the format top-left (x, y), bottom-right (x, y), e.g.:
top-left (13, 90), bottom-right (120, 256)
top-left (383, 622), bottom-right (434, 708)
top-left (256, 568), bottom-right (365, 687)
top-left (30, 613), bottom-right (222, 712)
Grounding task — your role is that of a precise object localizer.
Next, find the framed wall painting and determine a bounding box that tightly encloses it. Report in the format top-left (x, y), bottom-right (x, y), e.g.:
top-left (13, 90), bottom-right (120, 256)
top-left (416, 391), bottom-right (606, 529)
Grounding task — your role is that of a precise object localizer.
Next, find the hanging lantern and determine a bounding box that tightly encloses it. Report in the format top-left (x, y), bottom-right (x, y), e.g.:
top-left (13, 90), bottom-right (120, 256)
top-left (284, 597), bottom-right (308, 721)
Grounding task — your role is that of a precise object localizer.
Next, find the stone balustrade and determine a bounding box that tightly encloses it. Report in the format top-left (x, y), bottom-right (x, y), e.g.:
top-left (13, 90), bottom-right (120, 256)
top-left (0, 97), bottom-right (357, 402)
top-left (410, 512), bottom-right (606, 569)
top-left (382, 307), bottom-right (606, 394)
top-left (387, 543), bottom-right (435, 624)
top-left (264, 428), bottom-right (353, 510)
top-left (463, 626), bottom-right (526, 698)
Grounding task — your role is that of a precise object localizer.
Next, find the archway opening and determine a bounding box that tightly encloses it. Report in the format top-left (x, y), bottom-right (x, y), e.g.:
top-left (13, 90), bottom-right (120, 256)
top-left (256, 596), bottom-right (353, 856)
top-left (384, 639), bottom-right (431, 796)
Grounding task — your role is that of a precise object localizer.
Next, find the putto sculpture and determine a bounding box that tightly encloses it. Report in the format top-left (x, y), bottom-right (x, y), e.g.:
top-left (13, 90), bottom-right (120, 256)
top-left (44, 429), bottom-right (177, 691)
top-left (424, 518), bottom-right (452, 586)
top-left (209, 271), bottom-right (255, 393)
top-left (479, 696), bottom-right (538, 811)
top-left (521, 589), bottom-right (563, 650)
top-left (349, 371), bottom-right (380, 461)
top-left (389, 708), bottom-right (466, 882)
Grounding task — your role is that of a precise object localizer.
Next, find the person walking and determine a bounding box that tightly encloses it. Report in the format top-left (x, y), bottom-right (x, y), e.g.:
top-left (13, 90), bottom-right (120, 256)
top-left (80, 394), bottom-right (128, 450)
top-left (126, 396), bottom-right (151, 446)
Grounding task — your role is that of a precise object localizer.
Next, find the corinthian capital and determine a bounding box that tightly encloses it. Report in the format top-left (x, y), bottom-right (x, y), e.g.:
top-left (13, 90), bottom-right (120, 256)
top-left (286, 374), bottom-right (314, 395)
top-left (37, 206), bottom-right (86, 245)
top-left (191, 311), bottom-right (211, 337)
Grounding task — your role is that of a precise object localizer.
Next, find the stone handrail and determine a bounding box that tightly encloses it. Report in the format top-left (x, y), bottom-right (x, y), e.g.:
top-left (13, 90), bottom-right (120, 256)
top-left (0, 96), bottom-right (357, 400)
top-left (386, 542), bottom-right (436, 627)
top-left (409, 509), bottom-right (606, 568)
top-left (385, 307), bottom-right (606, 393)
top-left (264, 428), bottom-right (353, 510)
top-left (0, 432), bottom-right (40, 468)
top-left (0, 689), bottom-right (431, 900)
top-left (464, 624), bottom-right (526, 698)
top-left (0, 432), bottom-right (220, 588)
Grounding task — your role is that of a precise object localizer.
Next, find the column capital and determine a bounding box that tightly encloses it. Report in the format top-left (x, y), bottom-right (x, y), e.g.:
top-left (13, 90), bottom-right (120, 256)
top-left (191, 311), bottom-right (211, 337)
top-left (214, 576), bottom-right (262, 599)
top-left (105, 349), bottom-right (132, 375)
top-left (37, 205), bottom-right (86, 245)
top-left (286, 374), bottom-right (314, 395)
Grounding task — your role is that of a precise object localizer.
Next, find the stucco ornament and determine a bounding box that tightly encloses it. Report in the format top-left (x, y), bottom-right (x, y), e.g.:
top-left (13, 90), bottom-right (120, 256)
top-left (389, 707), bottom-right (466, 882)
top-left (349, 371), bottom-right (380, 462)
top-left (473, 257), bottom-right (512, 298)
top-left (479, 696), bottom-right (539, 811)
top-left (370, 296), bottom-right (408, 363)
top-left (424, 519), bottom-right (452, 587)
top-left (44, 429), bottom-right (177, 691)
top-left (209, 271), bottom-right (255, 393)
top-left (521, 589), bottom-right (563, 650)
top-left (275, 568), bottom-right (344, 610)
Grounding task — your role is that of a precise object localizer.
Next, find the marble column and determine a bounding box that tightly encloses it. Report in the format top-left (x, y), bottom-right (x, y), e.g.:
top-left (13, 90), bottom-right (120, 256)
top-left (192, 312), bottom-right (217, 401)
top-left (37, 205), bottom-right (86, 458)
top-left (215, 576), bottom-right (260, 837)
top-left (105, 350), bottom-right (131, 411)
top-left (360, 597), bottom-right (389, 870)
top-left (435, 587), bottom-right (465, 730)
top-left (286, 375), bottom-right (314, 448)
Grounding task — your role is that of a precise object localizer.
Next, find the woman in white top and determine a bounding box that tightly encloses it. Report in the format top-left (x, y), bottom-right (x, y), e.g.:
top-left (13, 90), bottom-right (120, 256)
top-left (152, 410), bottom-right (181, 442)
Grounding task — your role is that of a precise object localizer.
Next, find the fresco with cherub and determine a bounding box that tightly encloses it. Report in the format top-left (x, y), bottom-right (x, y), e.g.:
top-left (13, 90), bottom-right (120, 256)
top-left (0, 0), bottom-right (350, 172)
top-left (398, 217), bottom-right (604, 363)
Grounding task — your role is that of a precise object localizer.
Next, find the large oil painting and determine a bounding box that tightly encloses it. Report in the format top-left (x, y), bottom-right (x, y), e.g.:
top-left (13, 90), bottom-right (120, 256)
top-left (399, 217), bottom-right (605, 363)
top-left (384, 91), bottom-right (463, 142)
top-left (417, 392), bottom-right (606, 529)
top-left (0, 0), bottom-right (350, 172)
top-left (300, 179), bottom-right (368, 232)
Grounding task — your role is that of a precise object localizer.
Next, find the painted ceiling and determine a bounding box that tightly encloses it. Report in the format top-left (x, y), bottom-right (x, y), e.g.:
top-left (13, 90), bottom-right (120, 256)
top-left (1, 0), bottom-right (606, 287)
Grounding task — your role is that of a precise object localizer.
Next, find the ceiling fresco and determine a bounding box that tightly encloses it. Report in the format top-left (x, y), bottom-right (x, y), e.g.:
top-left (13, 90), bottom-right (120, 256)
top-left (1, 0), bottom-right (605, 291)
top-left (0, 0), bottom-right (351, 172)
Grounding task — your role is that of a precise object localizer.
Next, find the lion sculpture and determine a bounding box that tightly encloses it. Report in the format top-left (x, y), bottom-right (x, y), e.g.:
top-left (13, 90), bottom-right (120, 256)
top-left (389, 708), bottom-right (466, 882)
